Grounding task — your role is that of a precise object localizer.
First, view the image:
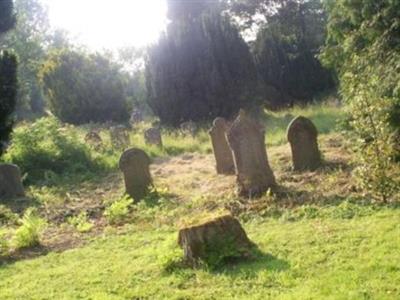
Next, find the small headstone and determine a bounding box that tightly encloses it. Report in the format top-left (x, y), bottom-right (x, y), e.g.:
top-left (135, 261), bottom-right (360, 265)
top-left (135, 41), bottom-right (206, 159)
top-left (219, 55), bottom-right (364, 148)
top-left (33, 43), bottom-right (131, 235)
top-left (227, 109), bottom-right (276, 197)
top-left (119, 148), bottom-right (152, 201)
top-left (144, 128), bottom-right (162, 147)
top-left (180, 121), bottom-right (197, 137)
top-left (287, 116), bottom-right (321, 171)
top-left (84, 131), bottom-right (102, 149)
top-left (110, 125), bottom-right (130, 149)
top-left (209, 117), bottom-right (234, 174)
top-left (178, 215), bottom-right (254, 267)
top-left (0, 164), bottom-right (25, 200)
top-left (130, 109), bottom-right (143, 124)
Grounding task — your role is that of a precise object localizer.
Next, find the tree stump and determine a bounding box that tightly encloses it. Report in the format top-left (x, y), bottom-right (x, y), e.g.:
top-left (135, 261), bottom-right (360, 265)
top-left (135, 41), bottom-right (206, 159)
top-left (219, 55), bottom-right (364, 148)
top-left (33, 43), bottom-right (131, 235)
top-left (0, 164), bottom-right (25, 200)
top-left (178, 215), bottom-right (254, 267)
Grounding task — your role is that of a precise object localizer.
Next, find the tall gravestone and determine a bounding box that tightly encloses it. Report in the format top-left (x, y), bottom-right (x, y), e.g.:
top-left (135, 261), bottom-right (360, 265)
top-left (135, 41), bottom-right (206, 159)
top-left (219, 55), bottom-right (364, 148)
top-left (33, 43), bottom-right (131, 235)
top-left (119, 148), bottom-right (152, 202)
top-left (0, 164), bottom-right (25, 200)
top-left (209, 117), bottom-right (234, 174)
top-left (144, 128), bottom-right (162, 147)
top-left (227, 110), bottom-right (276, 197)
top-left (287, 116), bottom-right (321, 171)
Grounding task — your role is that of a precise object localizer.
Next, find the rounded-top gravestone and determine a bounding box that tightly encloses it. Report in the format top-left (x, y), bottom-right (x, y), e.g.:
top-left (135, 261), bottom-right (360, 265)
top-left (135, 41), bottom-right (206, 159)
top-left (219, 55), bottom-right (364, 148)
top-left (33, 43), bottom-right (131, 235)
top-left (144, 128), bottom-right (162, 147)
top-left (209, 117), bottom-right (234, 175)
top-left (287, 116), bottom-right (321, 171)
top-left (119, 148), bottom-right (152, 202)
top-left (227, 110), bottom-right (276, 197)
top-left (0, 164), bottom-right (25, 200)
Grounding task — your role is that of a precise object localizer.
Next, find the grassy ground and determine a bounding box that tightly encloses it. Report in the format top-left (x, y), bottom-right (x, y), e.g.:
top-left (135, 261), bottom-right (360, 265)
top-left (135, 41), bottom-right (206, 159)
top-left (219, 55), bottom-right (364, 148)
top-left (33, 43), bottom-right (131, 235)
top-left (1, 102), bottom-right (399, 299)
top-left (1, 206), bottom-right (399, 299)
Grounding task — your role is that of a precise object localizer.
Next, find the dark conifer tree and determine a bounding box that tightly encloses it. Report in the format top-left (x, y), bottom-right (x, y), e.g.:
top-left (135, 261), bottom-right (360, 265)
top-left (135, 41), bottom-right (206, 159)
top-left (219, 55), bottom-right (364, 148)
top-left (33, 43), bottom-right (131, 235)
top-left (0, 0), bottom-right (18, 155)
top-left (146, 0), bottom-right (257, 126)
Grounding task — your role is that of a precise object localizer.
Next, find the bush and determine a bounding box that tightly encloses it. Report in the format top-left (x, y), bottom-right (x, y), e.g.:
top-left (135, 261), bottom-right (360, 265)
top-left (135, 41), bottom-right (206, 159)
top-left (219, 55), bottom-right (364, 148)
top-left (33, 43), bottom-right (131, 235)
top-left (104, 195), bottom-right (133, 225)
top-left (39, 49), bottom-right (129, 124)
top-left (3, 117), bottom-right (109, 184)
top-left (12, 208), bottom-right (46, 249)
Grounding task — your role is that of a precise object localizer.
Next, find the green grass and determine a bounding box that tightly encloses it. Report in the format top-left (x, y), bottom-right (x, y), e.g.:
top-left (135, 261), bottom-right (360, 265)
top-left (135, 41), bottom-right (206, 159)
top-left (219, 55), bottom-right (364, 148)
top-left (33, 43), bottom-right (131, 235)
top-left (0, 205), bottom-right (398, 299)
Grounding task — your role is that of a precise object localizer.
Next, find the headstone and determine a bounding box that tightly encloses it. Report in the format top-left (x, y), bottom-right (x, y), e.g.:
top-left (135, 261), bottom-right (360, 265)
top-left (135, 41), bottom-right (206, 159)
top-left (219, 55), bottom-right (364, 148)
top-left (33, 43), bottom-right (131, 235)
top-left (130, 109), bottom-right (143, 124)
top-left (287, 116), bottom-right (321, 171)
top-left (227, 109), bottom-right (276, 197)
top-left (209, 117), bottom-right (234, 174)
top-left (119, 148), bottom-right (152, 201)
top-left (110, 125), bottom-right (130, 149)
top-left (84, 131), bottom-right (102, 150)
top-left (180, 121), bottom-right (197, 137)
top-left (178, 215), bottom-right (254, 267)
top-left (0, 164), bottom-right (25, 200)
top-left (144, 128), bottom-right (162, 147)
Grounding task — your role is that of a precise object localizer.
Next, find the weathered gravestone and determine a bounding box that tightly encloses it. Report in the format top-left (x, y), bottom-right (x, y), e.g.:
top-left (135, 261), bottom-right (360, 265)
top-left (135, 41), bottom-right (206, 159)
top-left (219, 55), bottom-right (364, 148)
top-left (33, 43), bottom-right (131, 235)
top-left (180, 121), bottom-right (197, 137)
top-left (227, 110), bottom-right (276, 197)
top-left (0, 164), bottom-right (25, 200)
top-left (144, 128), bottom-right (162, 147)
top-left (130, 109), bottom-right (143, 124)
top-left (209, 117), bottom-right (234, 174)
top-left (119, 148), bottom-right (152, 201)
top-left (84, 131), bottom-right (102, 150)
top-left (178, 214), bottom-right (254, 267)
top-left (110, 125), bottom-right (130, 149)
top-left (287, 116), bottom-right (321, 171)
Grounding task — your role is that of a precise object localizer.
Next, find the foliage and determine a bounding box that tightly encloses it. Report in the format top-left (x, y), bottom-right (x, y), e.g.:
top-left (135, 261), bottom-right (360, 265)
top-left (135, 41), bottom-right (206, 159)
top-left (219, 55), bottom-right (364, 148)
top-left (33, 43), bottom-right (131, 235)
top-left (0, 0), bottom-right (16, 34)
top-left (146, 1), bottom-right (257, 126)
top-left (67, 212), bottom-right (94, 233)
top-left (12, 208), bottom-right (46, 249)
top-left (0, 229), bottom-right (10, 256)
top-left (39, 49), bottom-right (129, 124)
top-left (0, 0), bottom-right (50, 117)
top-left (0, 0), bottom-right (17, 157)
top-left (104, 195), bottom-right (133, 225)
top-left (0, 51), bottom-right (18, 156)
top-left (3, 117), bottom-right (109, 184)
top-left (321, 0), bottom-right (400, 201)
top-left (252, 0), bottom-right (334, 108)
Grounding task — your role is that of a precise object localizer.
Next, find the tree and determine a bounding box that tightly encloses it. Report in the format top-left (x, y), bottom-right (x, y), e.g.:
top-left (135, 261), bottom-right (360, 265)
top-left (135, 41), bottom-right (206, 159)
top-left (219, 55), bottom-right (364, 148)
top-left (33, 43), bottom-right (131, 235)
top-left (321, 0), bottom-right (400, 201)
top-left (146, 1), bottom-right (257, 126)
top-left (0, 0), bottom-right (18, 156)
top-left (252, 0), bottom-right (334, 107)
top-left (39, 49), bottom-right (129, 124)
top-left (0, 0), bottom-right (50, 117)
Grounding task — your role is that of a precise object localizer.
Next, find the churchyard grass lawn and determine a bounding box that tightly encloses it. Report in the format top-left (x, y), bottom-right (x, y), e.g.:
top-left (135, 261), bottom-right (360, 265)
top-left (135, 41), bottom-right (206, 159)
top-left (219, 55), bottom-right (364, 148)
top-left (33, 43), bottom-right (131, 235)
top-left (0, 205), bottom-right (399, 299)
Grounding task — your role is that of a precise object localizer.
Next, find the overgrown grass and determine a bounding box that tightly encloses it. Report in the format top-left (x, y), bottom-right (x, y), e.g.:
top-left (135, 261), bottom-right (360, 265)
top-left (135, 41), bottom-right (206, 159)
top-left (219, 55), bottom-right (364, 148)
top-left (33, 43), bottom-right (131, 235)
top-left (0, 205), bottom-right (398, 299)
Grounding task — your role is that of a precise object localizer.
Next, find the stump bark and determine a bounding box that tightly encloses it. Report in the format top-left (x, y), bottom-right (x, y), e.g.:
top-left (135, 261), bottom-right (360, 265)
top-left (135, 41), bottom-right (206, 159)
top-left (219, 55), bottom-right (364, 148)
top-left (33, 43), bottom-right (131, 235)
top-left (178, 215), bottom-right (254, 267)
top-left (0, 164), bottom-right (25, 200)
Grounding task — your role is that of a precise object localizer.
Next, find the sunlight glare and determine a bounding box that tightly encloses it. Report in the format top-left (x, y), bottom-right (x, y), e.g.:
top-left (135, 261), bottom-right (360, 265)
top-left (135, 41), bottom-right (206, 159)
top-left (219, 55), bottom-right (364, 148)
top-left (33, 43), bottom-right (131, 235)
top-left (41, 0), bottom-right (167, 50)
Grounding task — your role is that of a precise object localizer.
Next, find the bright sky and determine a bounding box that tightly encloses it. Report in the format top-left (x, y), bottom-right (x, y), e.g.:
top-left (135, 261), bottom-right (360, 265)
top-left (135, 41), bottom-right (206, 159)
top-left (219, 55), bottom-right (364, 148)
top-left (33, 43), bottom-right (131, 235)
top-left (41, 0), bottom-right (168, 50)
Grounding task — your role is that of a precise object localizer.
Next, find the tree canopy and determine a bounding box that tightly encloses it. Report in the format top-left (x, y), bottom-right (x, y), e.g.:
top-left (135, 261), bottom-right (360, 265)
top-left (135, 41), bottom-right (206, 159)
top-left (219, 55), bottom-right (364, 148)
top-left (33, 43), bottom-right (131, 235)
top-left (146, 1), bottom-right (257, 126)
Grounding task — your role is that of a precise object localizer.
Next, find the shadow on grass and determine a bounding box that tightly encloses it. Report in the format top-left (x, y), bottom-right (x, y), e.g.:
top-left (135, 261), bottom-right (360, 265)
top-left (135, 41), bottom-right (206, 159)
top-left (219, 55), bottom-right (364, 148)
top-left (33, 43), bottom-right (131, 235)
top-left (215, 250), bottom-right (290, 278)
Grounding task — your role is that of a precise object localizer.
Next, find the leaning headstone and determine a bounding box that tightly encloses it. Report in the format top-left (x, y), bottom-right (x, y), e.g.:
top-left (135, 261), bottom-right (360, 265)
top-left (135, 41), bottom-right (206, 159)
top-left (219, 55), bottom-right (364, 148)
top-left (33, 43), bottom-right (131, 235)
top-left (144, 128), bottom-right (162, 147)
top-left (287, 116), bottom-right (321, 171)
top-left (227, 109), bottom-right (276, 197)
top-left (178, 215), bottom-right (255, 267)
top-left (209, 117), bottom-right (234, 174)
top-left (119, 148), bottom-right (152, 201)
top-left (0, 164), bottom-right (25, 200)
